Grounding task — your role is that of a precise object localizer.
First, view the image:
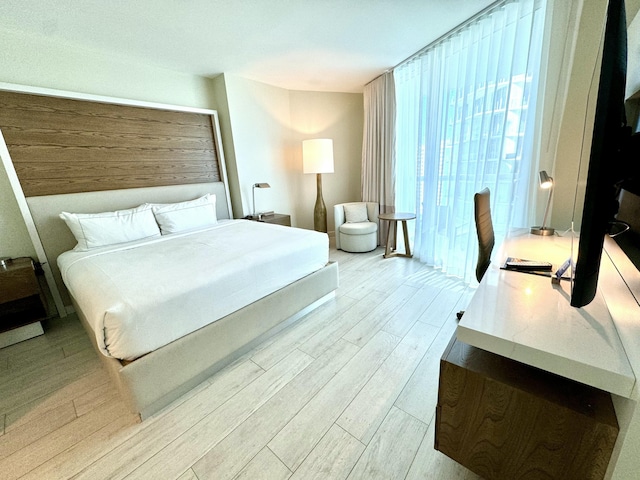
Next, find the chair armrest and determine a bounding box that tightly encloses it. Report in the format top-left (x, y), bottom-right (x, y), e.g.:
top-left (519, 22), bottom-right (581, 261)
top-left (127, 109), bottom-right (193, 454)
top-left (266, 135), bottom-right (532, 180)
top-left (334, 205), bottom-right (346, 249)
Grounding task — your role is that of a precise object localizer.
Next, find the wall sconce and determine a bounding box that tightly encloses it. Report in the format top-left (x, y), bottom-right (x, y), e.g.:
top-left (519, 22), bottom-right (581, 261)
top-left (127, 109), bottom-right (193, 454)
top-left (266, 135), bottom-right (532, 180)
top-left (530, 171), bottom-right (555, 236)
top-left (303, 139), bottom-right (334, 232)
top-left (252, 182), bottom-right (271, 219)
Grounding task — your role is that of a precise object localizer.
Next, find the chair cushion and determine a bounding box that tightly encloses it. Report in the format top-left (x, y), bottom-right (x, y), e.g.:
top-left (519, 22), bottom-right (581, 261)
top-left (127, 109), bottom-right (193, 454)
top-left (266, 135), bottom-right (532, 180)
top-left (343, 203), bottom-right (369, 223)
top-left (339, 221), bottom-right (377, 235)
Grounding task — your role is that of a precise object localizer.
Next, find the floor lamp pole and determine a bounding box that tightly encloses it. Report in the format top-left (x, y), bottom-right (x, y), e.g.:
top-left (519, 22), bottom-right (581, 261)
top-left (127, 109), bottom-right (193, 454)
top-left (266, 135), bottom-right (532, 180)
top-left (314, 173), bottom-right (327, 232)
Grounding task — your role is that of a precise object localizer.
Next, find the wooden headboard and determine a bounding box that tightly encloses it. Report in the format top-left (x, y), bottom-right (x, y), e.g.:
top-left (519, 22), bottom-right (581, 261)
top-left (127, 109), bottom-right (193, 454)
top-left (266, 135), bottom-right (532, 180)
top-left (0, 85), bottom-right (231, 317)
top-left (0, 90), bottom-right (222, 196)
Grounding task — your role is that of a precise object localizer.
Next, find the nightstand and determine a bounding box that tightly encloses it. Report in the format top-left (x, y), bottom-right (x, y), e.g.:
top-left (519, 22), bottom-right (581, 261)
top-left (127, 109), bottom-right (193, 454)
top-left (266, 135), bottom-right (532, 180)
top-left (248, 213), bottom-right (292, 227)
top-left (0, 258), bottom-right (46, 348)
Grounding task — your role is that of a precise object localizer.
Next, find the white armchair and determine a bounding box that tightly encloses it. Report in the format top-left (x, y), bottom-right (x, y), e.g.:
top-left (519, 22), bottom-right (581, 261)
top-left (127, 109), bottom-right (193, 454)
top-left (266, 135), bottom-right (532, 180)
top-left (334, 202), bottom-right (379, 253)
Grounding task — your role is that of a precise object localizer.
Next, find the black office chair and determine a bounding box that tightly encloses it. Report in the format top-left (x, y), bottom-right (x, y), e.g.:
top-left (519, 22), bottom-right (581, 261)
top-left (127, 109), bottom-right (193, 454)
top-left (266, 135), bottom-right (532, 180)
top-left (474, 187), bottom-right (495, 282)
top-left (457, 187), bottom-right (495, 320)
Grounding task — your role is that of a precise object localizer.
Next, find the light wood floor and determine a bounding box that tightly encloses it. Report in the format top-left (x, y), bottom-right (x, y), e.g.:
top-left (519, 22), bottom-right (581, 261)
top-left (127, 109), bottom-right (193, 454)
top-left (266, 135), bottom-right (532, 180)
top-left (0, 247), bottom-right (482, 480)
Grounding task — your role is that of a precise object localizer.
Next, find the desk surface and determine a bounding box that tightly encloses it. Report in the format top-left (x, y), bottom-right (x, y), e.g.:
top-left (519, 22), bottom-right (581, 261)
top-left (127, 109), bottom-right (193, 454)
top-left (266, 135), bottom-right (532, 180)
top-left (456, 229), bottom-right (635, 398)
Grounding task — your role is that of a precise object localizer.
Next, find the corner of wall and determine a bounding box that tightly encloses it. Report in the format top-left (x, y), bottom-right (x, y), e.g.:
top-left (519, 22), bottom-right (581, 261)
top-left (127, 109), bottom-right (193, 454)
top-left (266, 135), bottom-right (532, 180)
top-left (209, 74), bottom-right (243, 219)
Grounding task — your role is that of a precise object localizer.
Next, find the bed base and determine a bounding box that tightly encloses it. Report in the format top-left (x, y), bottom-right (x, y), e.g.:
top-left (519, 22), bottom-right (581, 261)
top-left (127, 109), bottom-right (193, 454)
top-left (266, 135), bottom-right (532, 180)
top-left (74, 261), bottom-right (338, 419)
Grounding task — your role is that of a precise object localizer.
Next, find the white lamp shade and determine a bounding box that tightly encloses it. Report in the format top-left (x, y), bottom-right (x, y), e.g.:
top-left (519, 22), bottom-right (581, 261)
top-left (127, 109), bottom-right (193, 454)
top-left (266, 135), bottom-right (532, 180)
top-left (303, 139), bottom-right (334, 174)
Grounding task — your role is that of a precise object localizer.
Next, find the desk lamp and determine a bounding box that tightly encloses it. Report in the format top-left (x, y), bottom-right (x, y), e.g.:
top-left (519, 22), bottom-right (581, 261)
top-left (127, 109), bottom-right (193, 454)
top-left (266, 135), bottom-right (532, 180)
top-left (303, 139), bottom-right (334, 232)
top-left (530, 171), bottom-right (555, 236)
top-left (252, 183), bottom-right (271, 219)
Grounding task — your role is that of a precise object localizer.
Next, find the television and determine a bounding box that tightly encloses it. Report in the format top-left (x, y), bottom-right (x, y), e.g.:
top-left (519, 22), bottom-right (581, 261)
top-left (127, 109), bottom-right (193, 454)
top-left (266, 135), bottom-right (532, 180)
top-left (571, 0), bottom-right (636, 307)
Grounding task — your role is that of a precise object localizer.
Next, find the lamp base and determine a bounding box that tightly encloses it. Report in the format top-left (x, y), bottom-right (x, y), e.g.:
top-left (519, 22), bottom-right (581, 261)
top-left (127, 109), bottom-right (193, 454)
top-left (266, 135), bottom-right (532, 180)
top-left (314, 173), bottom-right (327, 233)
top-left (530, 226), bottom-right (555, 236)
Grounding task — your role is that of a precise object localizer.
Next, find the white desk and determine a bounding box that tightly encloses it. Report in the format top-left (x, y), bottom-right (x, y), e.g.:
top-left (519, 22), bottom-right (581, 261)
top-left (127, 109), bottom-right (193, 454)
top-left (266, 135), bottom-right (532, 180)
top-left (451, 229), bottom-right (640, 479)
top-left (456, 230), bottom-right (635, 398)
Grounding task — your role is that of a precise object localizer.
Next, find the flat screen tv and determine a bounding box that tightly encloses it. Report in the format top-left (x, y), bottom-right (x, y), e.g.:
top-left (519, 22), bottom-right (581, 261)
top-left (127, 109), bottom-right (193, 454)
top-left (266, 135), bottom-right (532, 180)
top-left (571, 0), bottom-right (634, 307)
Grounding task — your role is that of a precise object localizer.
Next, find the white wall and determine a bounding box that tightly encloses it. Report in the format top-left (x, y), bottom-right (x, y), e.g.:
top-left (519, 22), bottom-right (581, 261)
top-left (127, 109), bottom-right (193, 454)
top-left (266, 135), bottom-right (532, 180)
top-left (548, 0), bottom-right (640, 231)
top-left (221, 75), bottom-right (294, 221)
top-left (290, 90), bottom-right (364, 232)
top-left (0, 28), bottom-right (215, 108)
top-left (547, 0), bottom-right (605, 231)
top-left (219, 74), bottom-right (364, 231)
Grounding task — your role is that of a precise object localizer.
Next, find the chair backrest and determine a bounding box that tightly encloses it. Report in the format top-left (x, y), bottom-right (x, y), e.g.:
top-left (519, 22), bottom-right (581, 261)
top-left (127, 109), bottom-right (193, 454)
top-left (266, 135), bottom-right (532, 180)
top-left (334, 202), bottom-right (379, 227)
top-left (474, 188), bottom-right (495, 283)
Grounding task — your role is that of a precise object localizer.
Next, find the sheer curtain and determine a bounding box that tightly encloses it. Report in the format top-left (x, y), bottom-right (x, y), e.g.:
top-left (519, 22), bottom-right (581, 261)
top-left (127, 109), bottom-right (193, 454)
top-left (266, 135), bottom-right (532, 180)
top-left (394, 0), bottom-right (546, 283)
top-left (362, 71), bottom-right (396, 244)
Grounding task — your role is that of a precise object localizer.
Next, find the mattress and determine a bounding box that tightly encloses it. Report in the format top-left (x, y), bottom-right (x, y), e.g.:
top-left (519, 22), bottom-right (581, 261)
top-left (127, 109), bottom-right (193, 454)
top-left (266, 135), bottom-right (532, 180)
top-left (58, 220), bottom-right (328, 360)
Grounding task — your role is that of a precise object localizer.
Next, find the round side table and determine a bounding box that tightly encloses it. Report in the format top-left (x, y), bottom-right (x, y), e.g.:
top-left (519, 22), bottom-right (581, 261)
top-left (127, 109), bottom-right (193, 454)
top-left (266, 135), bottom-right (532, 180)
top-left (378, 212), bottom-right (416, 258)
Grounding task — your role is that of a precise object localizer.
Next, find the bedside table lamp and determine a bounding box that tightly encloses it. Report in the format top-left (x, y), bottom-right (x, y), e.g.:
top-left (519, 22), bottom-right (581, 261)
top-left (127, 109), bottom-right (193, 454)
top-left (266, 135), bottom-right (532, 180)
top-left (303, 139), bottom-right (334, 232)
top-left (530, 170), bottom-right (555, 236)
top-left (252, 182), bottom-right (270, 219)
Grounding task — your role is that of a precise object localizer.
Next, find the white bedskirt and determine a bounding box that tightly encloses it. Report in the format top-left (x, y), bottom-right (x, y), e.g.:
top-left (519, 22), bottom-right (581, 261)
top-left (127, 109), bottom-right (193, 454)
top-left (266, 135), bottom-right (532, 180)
top-left (58, 220), bottom-right (328, 360)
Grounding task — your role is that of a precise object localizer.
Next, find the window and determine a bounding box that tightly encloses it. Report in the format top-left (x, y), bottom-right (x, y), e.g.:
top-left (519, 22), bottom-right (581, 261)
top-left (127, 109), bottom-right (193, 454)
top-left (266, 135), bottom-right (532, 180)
top-left (394, 0), bottom-right (547, 282)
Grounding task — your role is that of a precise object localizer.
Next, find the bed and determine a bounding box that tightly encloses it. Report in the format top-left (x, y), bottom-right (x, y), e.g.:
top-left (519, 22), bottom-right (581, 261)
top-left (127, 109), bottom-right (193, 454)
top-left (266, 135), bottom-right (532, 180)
top-left (0, 86), bottom-right (339, 418)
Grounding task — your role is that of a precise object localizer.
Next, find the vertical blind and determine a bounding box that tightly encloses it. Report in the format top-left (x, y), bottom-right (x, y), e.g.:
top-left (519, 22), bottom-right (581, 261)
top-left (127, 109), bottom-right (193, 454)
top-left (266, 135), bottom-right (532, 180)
top-left (394, 0), bottom-right (547, 283)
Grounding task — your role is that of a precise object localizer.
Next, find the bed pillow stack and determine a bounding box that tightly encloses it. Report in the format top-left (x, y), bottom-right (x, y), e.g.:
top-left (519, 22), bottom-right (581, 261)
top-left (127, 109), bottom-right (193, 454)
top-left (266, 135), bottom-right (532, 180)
top-left (148, 193), bottom-right (217, 235)
top-left (59, 205), bottom-right (161, 251)
top-left (60, 194), bottom-right (218, 251)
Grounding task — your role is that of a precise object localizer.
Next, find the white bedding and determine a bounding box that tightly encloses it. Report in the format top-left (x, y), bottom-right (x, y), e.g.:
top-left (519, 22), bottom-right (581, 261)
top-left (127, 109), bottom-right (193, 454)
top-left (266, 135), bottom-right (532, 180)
top-left (58, 220), bottom-right (329, 360)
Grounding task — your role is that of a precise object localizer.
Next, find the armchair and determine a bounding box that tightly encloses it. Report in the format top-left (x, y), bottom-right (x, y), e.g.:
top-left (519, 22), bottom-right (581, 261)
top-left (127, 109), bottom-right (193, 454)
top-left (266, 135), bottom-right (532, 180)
top-left (334, 202), bottom-right (379, 253)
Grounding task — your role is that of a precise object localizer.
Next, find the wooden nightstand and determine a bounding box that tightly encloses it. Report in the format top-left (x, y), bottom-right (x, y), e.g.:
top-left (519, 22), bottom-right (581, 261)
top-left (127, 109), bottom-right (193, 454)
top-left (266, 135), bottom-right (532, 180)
top-left (0, 258), bottom-right (46, 348)
top-left (248, 213), bottom-right (292, 227)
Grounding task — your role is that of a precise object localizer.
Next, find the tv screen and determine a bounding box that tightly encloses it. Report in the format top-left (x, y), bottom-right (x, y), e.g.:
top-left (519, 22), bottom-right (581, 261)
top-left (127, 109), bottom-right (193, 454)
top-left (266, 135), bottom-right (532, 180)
top-left (571, 0), bottom-right (629, 307)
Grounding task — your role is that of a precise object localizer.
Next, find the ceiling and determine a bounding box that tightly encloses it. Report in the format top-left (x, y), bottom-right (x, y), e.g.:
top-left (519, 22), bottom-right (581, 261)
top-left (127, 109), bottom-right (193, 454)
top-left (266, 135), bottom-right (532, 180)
top-left (0, 0), bottom-right (498, 93)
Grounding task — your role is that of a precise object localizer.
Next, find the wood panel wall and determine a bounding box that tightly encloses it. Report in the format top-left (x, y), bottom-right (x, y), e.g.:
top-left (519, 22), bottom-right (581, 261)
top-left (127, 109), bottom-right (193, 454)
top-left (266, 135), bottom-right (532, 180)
top-left (0, 91), bottom-right (221, 197)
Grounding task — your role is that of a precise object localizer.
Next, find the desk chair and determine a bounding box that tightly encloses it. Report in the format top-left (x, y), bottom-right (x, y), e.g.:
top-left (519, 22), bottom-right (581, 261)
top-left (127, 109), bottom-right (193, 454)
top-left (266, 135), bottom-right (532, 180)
top-left (457, 187), bottom-right (495, 320)
top-left (474, 187), bottom-right (495, 282)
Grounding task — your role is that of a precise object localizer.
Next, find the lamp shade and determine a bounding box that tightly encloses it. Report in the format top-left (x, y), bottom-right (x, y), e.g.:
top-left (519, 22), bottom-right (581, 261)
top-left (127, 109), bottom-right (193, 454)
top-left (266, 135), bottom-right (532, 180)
top-left (539, 171), bottom-right (553, 189)
top-left (303, 139), bottom-right (334, 174)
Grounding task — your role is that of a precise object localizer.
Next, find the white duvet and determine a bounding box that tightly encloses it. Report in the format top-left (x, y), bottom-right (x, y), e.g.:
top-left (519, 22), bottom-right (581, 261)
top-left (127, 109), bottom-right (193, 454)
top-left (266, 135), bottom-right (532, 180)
top-left (58, 220), bottom-right (329, 360)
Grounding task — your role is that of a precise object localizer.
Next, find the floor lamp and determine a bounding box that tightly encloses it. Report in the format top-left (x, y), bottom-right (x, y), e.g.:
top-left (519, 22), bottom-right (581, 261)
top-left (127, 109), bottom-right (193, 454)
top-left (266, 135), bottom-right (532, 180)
top-left (303, 139), bottom-right (334, 232)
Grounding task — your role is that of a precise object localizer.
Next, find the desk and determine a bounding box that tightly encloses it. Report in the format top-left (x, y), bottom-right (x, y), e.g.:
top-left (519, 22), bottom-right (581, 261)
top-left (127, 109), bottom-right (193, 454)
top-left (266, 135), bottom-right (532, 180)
top-left (378, 212), bottom-right (415, 258)
top-left (457, 231), bottom-right (634, 396)
top-left (436, 229), bottom-right (640, 479)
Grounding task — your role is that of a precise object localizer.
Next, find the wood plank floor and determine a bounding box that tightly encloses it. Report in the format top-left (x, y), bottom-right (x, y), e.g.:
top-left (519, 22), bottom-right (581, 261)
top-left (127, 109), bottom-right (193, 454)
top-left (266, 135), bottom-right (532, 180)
top-left (0, 246), bottom-right (482, 479)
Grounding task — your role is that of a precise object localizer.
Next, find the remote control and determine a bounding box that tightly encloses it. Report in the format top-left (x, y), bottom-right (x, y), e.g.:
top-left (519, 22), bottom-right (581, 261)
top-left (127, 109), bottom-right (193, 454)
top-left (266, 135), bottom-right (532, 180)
top-left (504, 259), bottom-right (553, 271)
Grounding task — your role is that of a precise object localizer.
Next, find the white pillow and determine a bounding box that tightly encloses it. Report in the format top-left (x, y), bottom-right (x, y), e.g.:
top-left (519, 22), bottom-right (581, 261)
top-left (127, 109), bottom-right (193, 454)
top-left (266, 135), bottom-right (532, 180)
top-left (60, 204), bottom-right (161, 251)
top-left (344, 203), bottom-right (369, 223)
top-left (150, 194), bottom-right (217, 234)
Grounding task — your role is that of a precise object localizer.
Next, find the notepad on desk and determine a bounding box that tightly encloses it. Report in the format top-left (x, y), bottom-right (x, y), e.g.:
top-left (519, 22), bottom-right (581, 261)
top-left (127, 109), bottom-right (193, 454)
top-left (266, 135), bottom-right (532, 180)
top-left (502, 257), bottom-right (553, 272)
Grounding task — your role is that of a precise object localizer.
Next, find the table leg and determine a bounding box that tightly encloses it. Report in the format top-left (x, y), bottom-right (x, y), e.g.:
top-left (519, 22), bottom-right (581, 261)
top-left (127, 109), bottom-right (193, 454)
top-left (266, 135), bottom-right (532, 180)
top-left (402, 220), bottom-right (412, 258)
top-left (384, 220), bottom-right (394, 258)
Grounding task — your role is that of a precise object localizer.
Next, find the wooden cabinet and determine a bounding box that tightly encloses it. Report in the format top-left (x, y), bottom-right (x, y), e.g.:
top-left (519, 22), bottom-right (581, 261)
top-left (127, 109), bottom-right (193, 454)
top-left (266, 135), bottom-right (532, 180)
top-left (436, 337), bottom-right (619, 480)
top-left (0, 258), bottom-right (46, 346)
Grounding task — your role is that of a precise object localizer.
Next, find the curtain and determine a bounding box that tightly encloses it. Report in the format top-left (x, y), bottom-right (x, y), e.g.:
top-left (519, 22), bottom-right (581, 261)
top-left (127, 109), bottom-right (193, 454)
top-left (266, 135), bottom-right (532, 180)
top-left (394, 0), bottom-right (546, 283)
top-left (362, 71), bottom-right (396, 245)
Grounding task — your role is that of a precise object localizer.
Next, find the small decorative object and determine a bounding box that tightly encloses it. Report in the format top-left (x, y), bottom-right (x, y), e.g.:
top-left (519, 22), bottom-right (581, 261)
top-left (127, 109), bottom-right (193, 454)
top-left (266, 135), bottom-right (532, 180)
top-left (303, 139), bottom-right (334, 232)
top-left (530, 170), bottom-right (555, 236)
top-left (252, 183), bottom-right (271, 219)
